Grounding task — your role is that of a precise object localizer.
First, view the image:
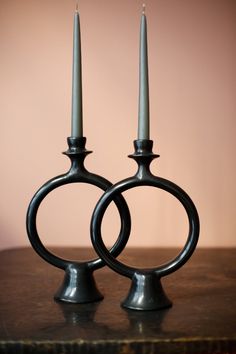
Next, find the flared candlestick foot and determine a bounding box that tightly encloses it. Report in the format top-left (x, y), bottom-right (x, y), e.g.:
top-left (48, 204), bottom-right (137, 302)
top-left (121, 273), bottom-right (172, 311)
top-left (54, 264), bottom-right (103, 304)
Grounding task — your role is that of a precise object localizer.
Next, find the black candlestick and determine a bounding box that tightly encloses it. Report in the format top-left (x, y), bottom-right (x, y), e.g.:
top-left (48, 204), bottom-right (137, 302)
top-left (26, 137), bottom-right (131, 304)
top-left (91, 139), bottom-right (200, 311)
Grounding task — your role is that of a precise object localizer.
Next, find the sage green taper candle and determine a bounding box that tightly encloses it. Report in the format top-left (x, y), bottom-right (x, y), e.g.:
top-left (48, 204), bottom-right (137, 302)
top-left (138, 5), bottom-right (150, 140)
top-left (71, 8), bottom-right (83, 138)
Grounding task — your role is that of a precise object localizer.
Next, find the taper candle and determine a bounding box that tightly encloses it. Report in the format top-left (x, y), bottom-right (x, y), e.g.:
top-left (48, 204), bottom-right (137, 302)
top-left (138, 4), bottom-right (150, 140)
top-left (71, 5), bottom-right (83, 138)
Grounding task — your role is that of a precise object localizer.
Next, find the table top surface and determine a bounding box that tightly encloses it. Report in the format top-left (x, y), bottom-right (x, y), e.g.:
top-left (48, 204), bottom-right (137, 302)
top-left (0, 247), bottom-right (236, 354)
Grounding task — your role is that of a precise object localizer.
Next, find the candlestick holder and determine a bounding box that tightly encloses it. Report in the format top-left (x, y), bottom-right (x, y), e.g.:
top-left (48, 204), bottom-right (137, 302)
top-left (91, 139), bottom-right (200, 311)
top-left (26, 136), bottom-right (131, 304)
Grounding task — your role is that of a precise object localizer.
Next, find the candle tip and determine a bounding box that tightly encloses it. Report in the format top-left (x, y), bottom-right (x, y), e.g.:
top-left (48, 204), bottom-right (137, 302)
top-left (142, 3), bottom-right (146, 14)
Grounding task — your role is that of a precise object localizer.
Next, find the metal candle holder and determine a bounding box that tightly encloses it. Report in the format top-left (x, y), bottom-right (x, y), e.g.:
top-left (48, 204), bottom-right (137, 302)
top-left (26, 136), bottom-right (131, 304)
top-left (91, 139), bottom-right (200, 311)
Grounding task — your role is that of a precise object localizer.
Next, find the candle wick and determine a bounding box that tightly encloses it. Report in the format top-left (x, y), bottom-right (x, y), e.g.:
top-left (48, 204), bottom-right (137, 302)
top-left (142, 3), bottom-right (146, 15)
top-left (75, 1), bottom-right (79, 13)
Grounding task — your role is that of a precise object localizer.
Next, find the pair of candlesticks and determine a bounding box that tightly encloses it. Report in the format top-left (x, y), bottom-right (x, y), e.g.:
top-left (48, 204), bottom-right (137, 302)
top-left (26, 135), bottom-right (199, 311)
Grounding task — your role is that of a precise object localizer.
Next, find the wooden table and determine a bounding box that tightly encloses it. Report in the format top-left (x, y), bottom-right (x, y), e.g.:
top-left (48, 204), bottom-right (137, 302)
top-left (0, 248), bottom-right (235, 354)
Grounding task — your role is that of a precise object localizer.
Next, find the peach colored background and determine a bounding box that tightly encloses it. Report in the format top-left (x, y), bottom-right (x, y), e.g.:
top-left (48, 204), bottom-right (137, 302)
top-left (0, 0), bottom-right (235, 251)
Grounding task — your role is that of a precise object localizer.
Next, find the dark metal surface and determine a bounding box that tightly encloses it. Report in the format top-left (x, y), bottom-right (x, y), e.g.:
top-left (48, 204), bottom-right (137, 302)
top-left (26, 137), bottom-right (131, 304)
top-left (0, 248), bottom-right (236, 354)
top-left (91, 140), bottom-right (200, 310)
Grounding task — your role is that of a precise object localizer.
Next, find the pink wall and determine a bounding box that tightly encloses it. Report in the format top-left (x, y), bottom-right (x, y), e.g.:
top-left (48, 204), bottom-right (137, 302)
top-left (0, 0), bottom-right (235, 250)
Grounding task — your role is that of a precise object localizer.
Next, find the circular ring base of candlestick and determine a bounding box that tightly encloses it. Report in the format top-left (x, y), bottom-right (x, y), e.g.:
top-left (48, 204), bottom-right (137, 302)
top-left (26, 137), bottom-right (131, 304)
top-left (91, 140), bottom-right (200, 311)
